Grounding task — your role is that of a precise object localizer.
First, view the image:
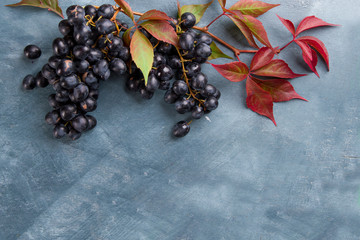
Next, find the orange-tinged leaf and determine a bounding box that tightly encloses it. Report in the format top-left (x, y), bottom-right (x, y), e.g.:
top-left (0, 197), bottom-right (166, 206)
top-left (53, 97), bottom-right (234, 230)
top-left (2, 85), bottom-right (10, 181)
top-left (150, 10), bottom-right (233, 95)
top-left (302, 48), bottom-right (319, 78)
top-left (137, 9), bottom-right (171, 22)
top-left (218, 0), bottom-right (226, 8)
top-left (252, 77), bottom-right (307, 102)
top-left (130, 30), bottom-right (154, 85)
top-left (246, 77), bottom-right (276, 125)
top-left (242, 15), bottom-right (272, 48)
top-left (229, 0), bottom-right (279, 18)
top-left (6, 0), bottom-right (63, 18)
top-left (177, 0), bottom-right (181, 17)
top-left (208, 41), bottom-right (233, 60)
top-left (122, 27), bottom-right (134, 46)
top-left (141, 20), bottom-right (178, 47)
top-left (295, 16), bottom-right (339, 36)
top-left (115, 0), bottom-right (134, 22)
top-left (211, 61), bottom-right (249, 82)
top-left (250, 47), bottom-right (274, 71)
top-left (252, 59), bottom-right (306, 79)
top-left (296, 36), bottom-right (330, 70)
top-left (276, 14), bottom-right (295, 37)
top-left (180, 1), bottom-right (213, 24)
top-left (227, 14), bottom-right (259, 49)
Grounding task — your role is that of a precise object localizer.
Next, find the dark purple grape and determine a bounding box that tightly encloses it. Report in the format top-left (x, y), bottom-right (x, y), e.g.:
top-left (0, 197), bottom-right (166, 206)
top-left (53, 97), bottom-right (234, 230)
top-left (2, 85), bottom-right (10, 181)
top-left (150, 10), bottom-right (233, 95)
top-left (172, 121), bottom-right (190, 137)
top-left (24, 45), bottom-right (41, 59)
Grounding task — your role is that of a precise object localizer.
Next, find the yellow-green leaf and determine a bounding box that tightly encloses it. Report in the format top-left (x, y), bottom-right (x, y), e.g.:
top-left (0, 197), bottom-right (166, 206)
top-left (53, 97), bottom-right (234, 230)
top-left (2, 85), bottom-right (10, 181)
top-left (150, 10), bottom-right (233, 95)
top-left (180, 0), bottom-right (213, 24)
top-left (6, 0), bottom-right (63, 18)
top-left (130, 30), bottom-right (154, 85)
top-left (208, 42), bottom-right (232, 60)
top-left (229, 0), bottom-right (279, 18)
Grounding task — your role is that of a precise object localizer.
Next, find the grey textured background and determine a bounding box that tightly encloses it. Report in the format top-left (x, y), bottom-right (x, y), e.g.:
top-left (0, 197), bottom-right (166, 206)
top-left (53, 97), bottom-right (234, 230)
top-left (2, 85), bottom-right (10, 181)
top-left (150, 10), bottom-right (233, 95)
top-left (0, 0), bottom-right (359, 239)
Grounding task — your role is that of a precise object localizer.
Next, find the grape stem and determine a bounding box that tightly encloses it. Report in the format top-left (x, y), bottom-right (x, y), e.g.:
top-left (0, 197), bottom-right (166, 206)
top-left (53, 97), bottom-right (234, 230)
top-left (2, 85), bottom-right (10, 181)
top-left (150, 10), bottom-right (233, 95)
top-left (205, 13), bottom-right (225, 29)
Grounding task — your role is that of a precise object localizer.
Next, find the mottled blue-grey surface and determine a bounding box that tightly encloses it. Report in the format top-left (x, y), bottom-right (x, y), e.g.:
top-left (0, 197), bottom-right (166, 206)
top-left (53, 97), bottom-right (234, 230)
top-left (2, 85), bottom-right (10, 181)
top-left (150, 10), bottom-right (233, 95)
top-left (0, 0), bottom-right (359, 239)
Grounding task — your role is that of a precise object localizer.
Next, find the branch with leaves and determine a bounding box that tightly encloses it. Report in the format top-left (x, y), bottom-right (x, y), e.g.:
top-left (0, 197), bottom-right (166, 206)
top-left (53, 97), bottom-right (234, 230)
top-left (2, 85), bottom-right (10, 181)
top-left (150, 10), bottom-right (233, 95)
top-left (7, 0), bottom-right (338, 126)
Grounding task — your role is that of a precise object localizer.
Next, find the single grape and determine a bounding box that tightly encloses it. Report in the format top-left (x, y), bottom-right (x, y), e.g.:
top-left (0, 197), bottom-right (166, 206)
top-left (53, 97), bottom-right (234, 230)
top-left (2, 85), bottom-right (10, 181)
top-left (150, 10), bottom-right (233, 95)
top-left (45, 110), bottom-right (61, 125)
top-left (172, 121), bottom-right (190, 138)
top-left (97, 4), bottom-right (114, 19)
top-left (53, 38), bottom-right (69, 57)
top-left (204, 96), bottom-right (218, 111)
top-left (60, 104), bottom-right (78, 121)
top-left (24, 45), bottom-right (42, 59)
top-left (71, 115), bottom-right (89, 132)
top-left (179, 31), bottom-right (195, 51)
top-left (79, 97), bottom-right (97, 112)
top-left (22, 75), bottom-right (36, 90)
top-left (191, 72), bottom-right (208, 90)
top-left (86, 115), bottom-right (97, 130)
top-left (180, 12), bottom-right (196, 29)
top-left (191, 105), bottom-right (204, 119)
top-left (53, 124), bottom-right (68, 139)
top-left (195, 43), bottom-right (212, 58)
top-left (172, 80), bottom-right (188, 96)
top-left (110, 58), bottom-right (127, 75)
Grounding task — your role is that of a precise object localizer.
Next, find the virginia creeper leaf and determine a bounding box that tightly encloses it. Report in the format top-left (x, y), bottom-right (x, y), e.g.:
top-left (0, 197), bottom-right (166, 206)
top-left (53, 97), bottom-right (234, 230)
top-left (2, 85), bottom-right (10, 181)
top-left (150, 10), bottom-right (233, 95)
top-left (302, 48), bottom-right (319, 78)
top-left (227, 14), bottom-right (259, 49)
top-left (137, 9), bottom-right (171, 22)
top-left (130, 30), bottom-right (154, 85)
top-left (218, 0), bottom-right (226, 8)
top-left (252, 77), bottom-right (307, 102)
top-left (211, 61), bottom-right (249, 82)
top-left (296, 36), bottom-right (330, 70)
top-left (122, 27), bottom-right (133, 46)
top-left (276, 14), bottom-right (295, 37)
top-left (141, 20), bottom-right (178, 47)
top-left (295, 16), bottom-right (339, 36)
top-left (246, 77), bottom-right (276, 125)
top-left (180, 0), bottom-right (213, 24)
top-left (229, 0), bottom-right (279, 18)
top-left (6, 0), bottom-right (63, 18)
top-left (252, 59), bottom-right (306, 79)
top-left (208, 42), bottom-right (233, 60)
top-left (294, 39), bottom-right (313, 62)
top-left (250, 47), bottom-right (275, 71)
top-left (177, 0), bottom-right (181, 17)
top-left (115, 0), bottom-right (135, 22)
top-left (241, 15), bottom-right (272, 48)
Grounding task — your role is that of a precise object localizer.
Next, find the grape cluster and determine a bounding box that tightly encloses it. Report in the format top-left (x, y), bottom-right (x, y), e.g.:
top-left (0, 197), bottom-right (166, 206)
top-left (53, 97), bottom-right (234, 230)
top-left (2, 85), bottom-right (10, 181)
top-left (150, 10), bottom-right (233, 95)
top-left (22, 4), bottom-right (129, 140)
top-left (22, 6), bottom-right (220, 139)
top-left (126, 12), bottom-right (220, 137)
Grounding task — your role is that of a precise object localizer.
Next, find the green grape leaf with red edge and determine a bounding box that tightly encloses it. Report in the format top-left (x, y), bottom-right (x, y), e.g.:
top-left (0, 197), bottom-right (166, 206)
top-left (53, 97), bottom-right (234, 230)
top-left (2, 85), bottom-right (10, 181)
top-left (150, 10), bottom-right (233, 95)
top-left (130, 29), bottom-right (154, 85)
top-left (211, 61), bottom-right (249, 82)
top-left (137, 9), bottom-right (171, 22)
top-left (180, 0), bottom-right (213, 24)
top-left (227, 13), bottom-right (259, 49)
top-left (115, 0), bottom-right (135, 22)
top-left (252, 59), bottom-right (306, 79)
top-left (229, 0), bottom-right (279, 18)
top-left (141, 20), bottom-right (178, 47)
top-left (246, 76), bottom-right (276, 125)
top-left (208, 42), bottom-right (233, 60)
top-left (6, 0), bottom-right (63, 18)
top-left (251, 76), bottom-right (307, 102)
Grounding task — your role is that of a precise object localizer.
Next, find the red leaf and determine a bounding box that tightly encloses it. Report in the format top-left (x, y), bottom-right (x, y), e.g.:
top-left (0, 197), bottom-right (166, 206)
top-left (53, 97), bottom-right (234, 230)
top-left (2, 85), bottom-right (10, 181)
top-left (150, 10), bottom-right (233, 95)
top-left (229, 0), bottom-right (279, 18)
top-left (294, 39), bottom-right (313, 62)
top-left (211, 61), bottom-right (249, 82)
top-left (115, 0), bottom-right (135, 22)
top-left (302, 48), bottom-right (319, 78)
top-left (252, 77), bottom-right (307, 102)
top-left (276, 14), bottom-right (295, 37)
top-left (295, 16), bottom-right (339, 36)
top-left (241, 14), bottom-right (272, 48)
top-left (250, 47), bottom-right (275, 71)
top-left (218, 0), bottom-right (226, 8)
top-left (141, 20), bottom-right (178, 47)
top-left (130, 30), bottom-right (154, 85)
top-left (246, 77), bottom-right (276, 125)
top-left (252, 59), bottom-right (306, 79)
top-left (227, 13), bottom-right (259, 49)
top-left (137, 9), bottom-right (171, 22)
top-left (296, 36), bottom-right (329, 70)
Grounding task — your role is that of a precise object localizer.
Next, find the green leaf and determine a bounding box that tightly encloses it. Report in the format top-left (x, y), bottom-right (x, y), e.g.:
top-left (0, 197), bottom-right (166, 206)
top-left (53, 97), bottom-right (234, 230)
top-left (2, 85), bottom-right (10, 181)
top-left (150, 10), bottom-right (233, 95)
top-left (115, 0), bottom-right (135, 22)
top-left (122, 27), bottom-right (134, 46)
top-left (229, 0), bottom-right (279, 18)
top-left (130, 29), bottom-right (154, 86)
top-left (6, 0), bottom-right (63, 18)
top-left (180, 0), bottom-right (214, 24)
top-left (141, 20), bottom-right (178, 47)
top-left (208, 42), bottom-right (232, 60)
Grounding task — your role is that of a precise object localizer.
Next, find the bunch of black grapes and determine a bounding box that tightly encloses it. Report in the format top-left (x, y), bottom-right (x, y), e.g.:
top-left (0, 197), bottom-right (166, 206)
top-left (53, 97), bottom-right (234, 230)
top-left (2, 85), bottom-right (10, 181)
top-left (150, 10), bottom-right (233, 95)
top-left (22, 4), bottom-right (129, 140)
top-left (22, 5), bottom-right (220, 139)
top-left (125, 12), bottom-right (220, 137)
